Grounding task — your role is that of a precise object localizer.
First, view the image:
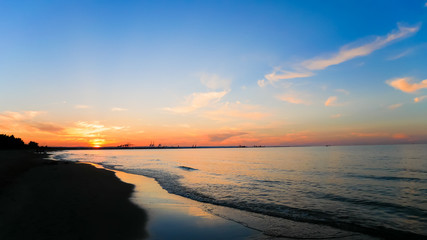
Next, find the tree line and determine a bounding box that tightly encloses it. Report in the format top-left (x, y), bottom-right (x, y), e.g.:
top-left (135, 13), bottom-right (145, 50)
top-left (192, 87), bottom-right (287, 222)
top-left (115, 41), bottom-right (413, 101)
top-left (0, 134), bottom-right (40, 150)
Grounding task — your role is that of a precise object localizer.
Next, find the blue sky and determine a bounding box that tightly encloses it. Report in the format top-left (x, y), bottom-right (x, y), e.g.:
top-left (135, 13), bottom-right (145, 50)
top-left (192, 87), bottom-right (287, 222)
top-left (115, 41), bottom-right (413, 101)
top-left (1, 0), bottom-right (427, 146)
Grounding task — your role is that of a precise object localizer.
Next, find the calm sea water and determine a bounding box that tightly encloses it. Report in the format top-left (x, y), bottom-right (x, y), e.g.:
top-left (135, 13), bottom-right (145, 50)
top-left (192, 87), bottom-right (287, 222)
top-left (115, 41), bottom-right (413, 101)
top-left (50, 144), bottom-right (427, 238)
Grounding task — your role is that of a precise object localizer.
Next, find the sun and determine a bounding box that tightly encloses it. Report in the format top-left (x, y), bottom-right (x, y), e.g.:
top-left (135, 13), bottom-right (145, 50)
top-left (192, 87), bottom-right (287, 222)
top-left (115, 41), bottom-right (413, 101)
top-left (89, 139), bottom-right (105, 148)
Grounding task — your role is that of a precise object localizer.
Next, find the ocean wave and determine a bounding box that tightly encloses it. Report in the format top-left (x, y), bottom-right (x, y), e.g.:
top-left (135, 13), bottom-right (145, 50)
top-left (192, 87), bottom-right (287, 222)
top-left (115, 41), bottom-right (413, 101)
top-left (113, 166), bottom-right (426, 239)
top-left (346, 173), bottom-right (426, 183)
top-left (177, 166), bottom-right (198, 171)
top-left (313, 193), bottom-right (427, 218)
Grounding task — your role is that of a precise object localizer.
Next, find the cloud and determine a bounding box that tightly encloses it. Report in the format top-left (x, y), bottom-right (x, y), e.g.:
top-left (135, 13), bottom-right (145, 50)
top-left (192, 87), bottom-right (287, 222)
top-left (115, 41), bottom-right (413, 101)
top-left (0, 111), bottom-right (42, 121)
top-left (387, 49), bottom-right (413, 60)
top-left (277, 94), bottom-right (310, 105)
top-left (414, 95), bottom-right (427, 103)
top-left (331, 114), bottom-right (342, 119)
top-left (208, 131), bottom-right (247, 142)
top-left (324, 96), bottom-right (338, 106)
top-left (257, 79), bottom-right (267, 87)
top-left (200, 73), bottom-right (231, 90)
top-left (66, 121), bottom-right (111, 137)
top-left (112, 107), bottom-right (128, 112)
top-left (351, 132), bottom-right (387, 137)
top-left (260, 24), bottom-right (420, 86)
top-left (259, 70), bottom-right (313, 87)
top-left (111, 126), bottom-right (127, 130)
top-left (387, 103), bottom-right (403, 110)
top-left (0, 111), bottom-right (65, 134)
top-left (29, 122), bottom-right (65, 133)
top-left (301, 24), bottom-right (420, 70)
top-left (265, 70), bottom-right (313, 83)
top-left (392, 133), bottom-right (409, 139)
top-left (386, 77), bottom-right (427, 93)
top-left (74, 105), bottom-right (91, 109)
top-left (335, 89), bottom-right (350, 95)
top-left (164, 90), bottom-right (229, 113)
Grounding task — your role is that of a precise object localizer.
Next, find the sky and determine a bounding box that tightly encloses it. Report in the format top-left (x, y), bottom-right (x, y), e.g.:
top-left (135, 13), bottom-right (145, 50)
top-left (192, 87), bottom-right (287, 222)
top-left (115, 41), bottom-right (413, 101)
top-left (1, 0), bottom-right (427, 147)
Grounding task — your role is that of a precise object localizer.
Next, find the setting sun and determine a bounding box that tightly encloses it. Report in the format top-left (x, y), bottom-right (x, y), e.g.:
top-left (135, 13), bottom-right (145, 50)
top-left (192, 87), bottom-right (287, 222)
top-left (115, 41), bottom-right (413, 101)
top-left (89, 139), bottom-right (105, 148)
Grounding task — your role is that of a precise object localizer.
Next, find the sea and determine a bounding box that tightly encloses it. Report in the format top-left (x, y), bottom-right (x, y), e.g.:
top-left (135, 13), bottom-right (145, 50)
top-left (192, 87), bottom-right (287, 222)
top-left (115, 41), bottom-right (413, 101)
top-left (50, 144), bottom-right (427, 238)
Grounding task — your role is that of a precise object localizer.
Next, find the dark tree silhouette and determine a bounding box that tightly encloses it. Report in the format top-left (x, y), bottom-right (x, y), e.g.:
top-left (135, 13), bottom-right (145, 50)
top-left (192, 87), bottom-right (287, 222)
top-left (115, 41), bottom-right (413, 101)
top-left (28, 141), bottom-right (39, 149)
top-left (0, 134), bottom-right (40, 150)
top-left (0, 134), bottom-right (26, 149)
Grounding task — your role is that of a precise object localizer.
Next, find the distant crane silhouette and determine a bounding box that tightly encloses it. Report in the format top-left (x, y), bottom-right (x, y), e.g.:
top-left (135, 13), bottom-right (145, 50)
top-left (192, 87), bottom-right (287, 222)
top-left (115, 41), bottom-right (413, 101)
top-left (118, 143), bottom-right (133, 148)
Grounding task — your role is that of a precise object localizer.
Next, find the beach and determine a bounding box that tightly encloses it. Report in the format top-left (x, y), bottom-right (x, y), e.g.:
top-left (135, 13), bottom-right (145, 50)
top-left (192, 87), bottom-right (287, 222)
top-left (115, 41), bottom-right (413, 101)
top-left (0, 150), bottom-right (147, 240)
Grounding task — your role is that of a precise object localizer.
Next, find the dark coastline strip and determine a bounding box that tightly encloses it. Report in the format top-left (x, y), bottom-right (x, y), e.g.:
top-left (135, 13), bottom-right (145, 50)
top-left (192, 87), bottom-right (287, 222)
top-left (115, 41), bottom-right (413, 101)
top-left (0, 150), bottom-right (148, 240)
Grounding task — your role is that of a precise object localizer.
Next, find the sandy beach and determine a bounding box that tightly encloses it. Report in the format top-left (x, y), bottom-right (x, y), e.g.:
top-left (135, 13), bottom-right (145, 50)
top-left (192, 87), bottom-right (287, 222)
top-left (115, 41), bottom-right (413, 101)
top-left (0, 150), bottom-right (148, 240)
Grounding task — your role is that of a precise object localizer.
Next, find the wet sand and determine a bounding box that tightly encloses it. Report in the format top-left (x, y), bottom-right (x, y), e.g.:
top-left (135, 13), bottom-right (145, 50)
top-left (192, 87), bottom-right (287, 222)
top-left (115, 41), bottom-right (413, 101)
top-left (0, 150), bottom-right (148, 240)
top-left (112, 168), bottom-right (264, 240)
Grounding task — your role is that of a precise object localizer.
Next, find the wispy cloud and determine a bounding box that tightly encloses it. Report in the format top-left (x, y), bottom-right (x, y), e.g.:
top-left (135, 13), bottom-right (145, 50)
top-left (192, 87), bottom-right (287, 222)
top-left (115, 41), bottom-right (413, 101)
top-left (200, 73), bottom-right (231, 90)
top-left (111, 126), bottom-right (128, 130)
top-left (277, 94), bottom-right (310, 105)
top-left (302, 24), bottom-right (420, 70)
top-left (386, 77), bottom-right (427, 93)
top-left (257, 79), bottom-right (267, 87)
top-left (264, 70), bottom-right (313, 85)
top-left (260, 24), bottom-right (420, 86)
top-left (414, 95), bottom-right (427, 103)
top-left (259, 70), bottom-right (313, 87)
top-left (64, 121), bottom-right (125, 138)
top-left (0, 111), bottom-right (42, 121)
top-left (324, 96), bottom-right (338, 106)
top-left (66, 121), bottom-right (110, 137)
top-left (0, 111), bottom-right (64, 134)
top-left (388, 103), bottom-right (403, 110)
top-left (276, 92), bottom-right (310, 105)
top-left (387, 49), bottom-right (413, 60)
top-left (164, 90), bottom-right (229, 113)
top-left (112, 107), bottom-right (128, 112)
top-left (331, 113), bottom-right (342, 119)
top-left (74, 105), bottom-right (91, 109)
top-left (29, 122), bottom-right (64, 133)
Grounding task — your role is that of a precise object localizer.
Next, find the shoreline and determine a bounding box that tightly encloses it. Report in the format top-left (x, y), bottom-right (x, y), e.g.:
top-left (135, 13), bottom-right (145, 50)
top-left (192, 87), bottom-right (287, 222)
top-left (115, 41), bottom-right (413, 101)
top-left (109, 165), bottom-right (264, 240)
top-left (95, 163), bottom-right (377, 239)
